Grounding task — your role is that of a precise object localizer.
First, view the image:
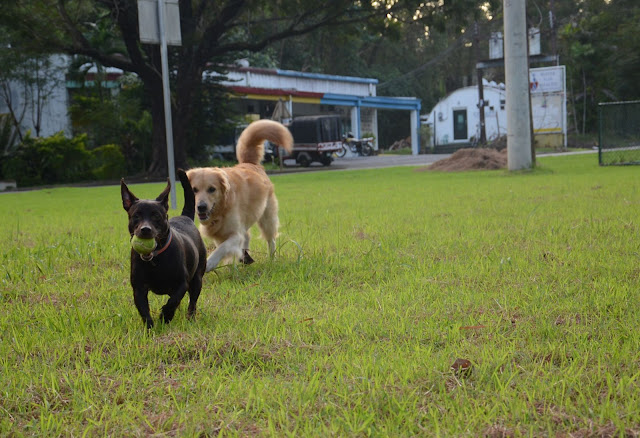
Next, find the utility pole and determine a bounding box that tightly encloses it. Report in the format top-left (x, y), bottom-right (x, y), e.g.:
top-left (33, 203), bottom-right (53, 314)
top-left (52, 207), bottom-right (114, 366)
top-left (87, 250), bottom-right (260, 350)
top-left (503, 0), bottom-right (532, 170)
top-left (549, 0), bottom-right (557, 61)
top-left (474, 22), bottom-right (487, 146)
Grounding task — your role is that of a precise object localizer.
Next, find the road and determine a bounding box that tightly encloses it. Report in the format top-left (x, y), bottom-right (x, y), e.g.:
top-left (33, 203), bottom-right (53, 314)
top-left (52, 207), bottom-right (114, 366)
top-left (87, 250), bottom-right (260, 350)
top-left (280, 153), bottom-right (451, 172)
top-left (278, 149), bottom-right (598, 172)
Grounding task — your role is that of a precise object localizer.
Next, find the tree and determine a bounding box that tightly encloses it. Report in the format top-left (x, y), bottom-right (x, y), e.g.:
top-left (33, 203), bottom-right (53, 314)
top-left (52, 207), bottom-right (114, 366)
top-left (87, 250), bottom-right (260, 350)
top-left (0, 32), bottom-right (64, 141)
top-left (550, 0), bottom-right (640, 134)
top-left (276, 3), bottom-right (499, 146)
top-left (1, 0), bottom-right (485, 175)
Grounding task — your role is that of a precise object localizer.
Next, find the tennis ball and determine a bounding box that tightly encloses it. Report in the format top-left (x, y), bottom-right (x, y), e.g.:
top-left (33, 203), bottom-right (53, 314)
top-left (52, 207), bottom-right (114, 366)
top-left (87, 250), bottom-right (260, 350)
top-left (131, 236), bottom-right (156, 255)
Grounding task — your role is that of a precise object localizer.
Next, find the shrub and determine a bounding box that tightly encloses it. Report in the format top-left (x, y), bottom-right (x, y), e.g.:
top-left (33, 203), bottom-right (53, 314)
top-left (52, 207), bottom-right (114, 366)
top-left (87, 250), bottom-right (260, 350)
top-left (90, 144), bottom-right (126, 180)
top-left (2, 132), bottom-right (93, 186)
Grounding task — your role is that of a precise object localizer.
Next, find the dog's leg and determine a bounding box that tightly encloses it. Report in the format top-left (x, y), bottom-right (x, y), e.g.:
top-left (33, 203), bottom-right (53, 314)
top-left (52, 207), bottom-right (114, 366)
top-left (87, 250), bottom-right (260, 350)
top-left (240, 231), bottom-right (254, 264)
top-left (133, 287), bottom-right (154, 329)
top-left (160, 284), bottom-right (188, 324)
top-left (259, 195), bottom-right (279, 258)
top-left (205, 234), bottom-right (244, 272)
top-left (186, 277), bottom-right (202, 319)
top-left (241, 250), bottom-right (255, 265)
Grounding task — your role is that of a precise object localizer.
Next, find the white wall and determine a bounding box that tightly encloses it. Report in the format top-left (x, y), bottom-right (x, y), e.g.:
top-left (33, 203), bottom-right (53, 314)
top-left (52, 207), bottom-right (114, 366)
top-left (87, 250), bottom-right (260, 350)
top-left (425, 83), bottom-right (507, 146)
top-left (0, 54), bottom-right (71, 138)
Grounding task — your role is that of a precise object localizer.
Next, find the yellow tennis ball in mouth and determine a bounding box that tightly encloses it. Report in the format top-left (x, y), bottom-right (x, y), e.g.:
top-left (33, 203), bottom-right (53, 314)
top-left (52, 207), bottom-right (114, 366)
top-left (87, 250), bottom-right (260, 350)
top-left (131, 236), bottom-right (156, 255)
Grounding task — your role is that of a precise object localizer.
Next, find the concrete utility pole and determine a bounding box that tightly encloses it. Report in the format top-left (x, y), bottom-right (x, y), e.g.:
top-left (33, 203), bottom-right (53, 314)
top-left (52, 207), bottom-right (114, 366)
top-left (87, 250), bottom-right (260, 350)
top-left (504, 0), bottom-right (532, 170)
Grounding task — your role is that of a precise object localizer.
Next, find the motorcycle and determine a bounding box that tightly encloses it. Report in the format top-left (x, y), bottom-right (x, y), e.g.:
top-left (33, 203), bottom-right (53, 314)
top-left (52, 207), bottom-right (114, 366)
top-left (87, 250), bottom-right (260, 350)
top-left (336, 133), bottom-right (374, 157)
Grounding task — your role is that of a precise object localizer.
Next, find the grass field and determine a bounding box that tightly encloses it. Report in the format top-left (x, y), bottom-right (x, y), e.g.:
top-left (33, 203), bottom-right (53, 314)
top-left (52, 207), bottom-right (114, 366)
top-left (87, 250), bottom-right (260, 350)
top-left (1, 154), bottom-right (639, 436)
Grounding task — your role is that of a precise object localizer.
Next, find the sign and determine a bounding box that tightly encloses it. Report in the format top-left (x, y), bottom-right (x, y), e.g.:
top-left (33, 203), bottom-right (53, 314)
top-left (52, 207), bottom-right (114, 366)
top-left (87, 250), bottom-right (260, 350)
top-left (138, 0), bottom-right (182, 46)
top-left (529, 66), bottom-right (564, 94)
top-left (529, 66), bottom-right (567, 147)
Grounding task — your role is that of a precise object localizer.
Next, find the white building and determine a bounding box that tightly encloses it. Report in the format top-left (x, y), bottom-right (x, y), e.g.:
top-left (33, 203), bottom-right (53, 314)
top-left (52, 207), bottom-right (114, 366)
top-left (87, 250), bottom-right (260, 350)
top-left (0, 54), bottom-right (71, 139)
top-left (2, 58), bottom-right (423, 155)
top-left (422, 79), bottom-right (507, 147)
top-left (422, 66), bottom-right (567, 149)
top-left (213, 64), bottom-right (422, 154)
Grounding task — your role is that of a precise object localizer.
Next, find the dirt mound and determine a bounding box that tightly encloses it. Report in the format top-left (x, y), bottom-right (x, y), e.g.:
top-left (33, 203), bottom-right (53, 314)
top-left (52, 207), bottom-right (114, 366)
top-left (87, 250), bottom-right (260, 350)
top-left (422, 148), bottom-right (507, 172)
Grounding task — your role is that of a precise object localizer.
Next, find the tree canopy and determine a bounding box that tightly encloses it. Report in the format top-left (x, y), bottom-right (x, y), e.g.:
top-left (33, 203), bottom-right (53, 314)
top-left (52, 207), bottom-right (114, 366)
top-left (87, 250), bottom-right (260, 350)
top-left (1, 0), bottom-right (637, 174)
top-left (1, 0), bottom-right (487, 173)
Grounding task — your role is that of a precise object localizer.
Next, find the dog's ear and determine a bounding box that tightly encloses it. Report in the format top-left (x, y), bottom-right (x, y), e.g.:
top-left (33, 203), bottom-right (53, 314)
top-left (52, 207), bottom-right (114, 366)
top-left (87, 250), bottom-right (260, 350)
top-left (155, 178), bottom-right (171, 211)
top-left (121, 179), bottom-right (138, 212)
top-left (220, 172), bottom-right (231, 202)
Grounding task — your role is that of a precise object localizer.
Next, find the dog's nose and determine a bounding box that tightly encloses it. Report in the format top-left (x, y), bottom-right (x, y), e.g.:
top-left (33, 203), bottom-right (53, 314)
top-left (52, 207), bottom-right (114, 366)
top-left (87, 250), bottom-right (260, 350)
top-left (139, 225), bottom-right (153, 238)
top-left (197, 203), bottom-right (208, 213)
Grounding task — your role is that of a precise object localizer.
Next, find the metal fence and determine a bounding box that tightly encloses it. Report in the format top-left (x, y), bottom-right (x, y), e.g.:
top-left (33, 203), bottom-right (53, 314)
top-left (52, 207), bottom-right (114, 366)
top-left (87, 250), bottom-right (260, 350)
top-left (598, 100), bottom-right (640, 166)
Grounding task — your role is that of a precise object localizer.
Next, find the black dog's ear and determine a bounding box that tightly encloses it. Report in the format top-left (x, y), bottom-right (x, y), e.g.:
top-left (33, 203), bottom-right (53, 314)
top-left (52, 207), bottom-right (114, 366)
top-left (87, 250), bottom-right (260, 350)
top-left (121, 179), bottom-right (139, 211)
top-left (176, 168), bottom-right (187, 184)
top-left (156, 178), bottom-right (171, 211)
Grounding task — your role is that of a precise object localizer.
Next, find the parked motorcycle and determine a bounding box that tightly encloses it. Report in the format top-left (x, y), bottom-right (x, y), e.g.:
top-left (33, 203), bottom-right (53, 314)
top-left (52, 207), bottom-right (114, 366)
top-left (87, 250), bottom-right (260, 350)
top-left (336, 133), bottom-right (374, 157)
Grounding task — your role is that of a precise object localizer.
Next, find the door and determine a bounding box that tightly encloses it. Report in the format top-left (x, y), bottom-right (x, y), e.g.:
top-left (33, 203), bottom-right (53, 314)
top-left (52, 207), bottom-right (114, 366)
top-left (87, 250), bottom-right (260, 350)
top-left (453, 109), bottom-right (468, 140)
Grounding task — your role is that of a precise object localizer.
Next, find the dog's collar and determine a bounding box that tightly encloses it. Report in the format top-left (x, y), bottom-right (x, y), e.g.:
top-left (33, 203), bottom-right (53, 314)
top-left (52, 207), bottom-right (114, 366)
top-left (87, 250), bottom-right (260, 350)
top-left (140, 231), bottom-right (172, 262)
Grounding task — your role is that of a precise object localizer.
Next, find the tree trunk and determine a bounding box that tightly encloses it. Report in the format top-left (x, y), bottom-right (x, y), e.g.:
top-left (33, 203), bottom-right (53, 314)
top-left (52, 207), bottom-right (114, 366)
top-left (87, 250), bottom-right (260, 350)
top-left (146, 63), bottom-right (200, 176)
top-left (582, 68), bottom-right (587, 135)
top-left (148, 78), bottom-right (168, 176)
top-left (173, 65), bottom-right (202, 171)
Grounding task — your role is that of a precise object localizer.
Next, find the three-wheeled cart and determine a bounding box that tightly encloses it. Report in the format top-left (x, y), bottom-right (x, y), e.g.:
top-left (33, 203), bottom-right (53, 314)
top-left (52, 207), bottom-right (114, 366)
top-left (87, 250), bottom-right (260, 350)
top-left (283, 115), bottom-right (344, 167)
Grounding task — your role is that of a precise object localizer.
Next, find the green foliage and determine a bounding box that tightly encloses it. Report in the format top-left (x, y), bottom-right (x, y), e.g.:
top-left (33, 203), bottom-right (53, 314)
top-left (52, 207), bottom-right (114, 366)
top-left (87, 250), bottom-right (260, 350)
top-left (2, 132), bottom-right (126, 186)
top-left (0, 113), bottom-right (18, 154)
top-left (2, 132), bottom-right (93, 186)
top-left (90, 144), bottom-right (126, 180)
top-left (0, 114), bottom-right (19, 180)
top-left (68, 71), bottom-right (152, 174)
top-left (187, 72), bottom-right (241, 163)
top-left (558, 0), bottom-right (640, 133)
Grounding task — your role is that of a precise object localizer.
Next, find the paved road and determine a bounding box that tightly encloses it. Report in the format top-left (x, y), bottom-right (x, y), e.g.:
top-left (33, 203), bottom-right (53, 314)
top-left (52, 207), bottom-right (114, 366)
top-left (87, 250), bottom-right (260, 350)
top-left (331, 154), bottom-right (451, 170)
top-left (280, 153), bottom-right (451, 172)
top-left (279, 149), bottom-right (598, 172)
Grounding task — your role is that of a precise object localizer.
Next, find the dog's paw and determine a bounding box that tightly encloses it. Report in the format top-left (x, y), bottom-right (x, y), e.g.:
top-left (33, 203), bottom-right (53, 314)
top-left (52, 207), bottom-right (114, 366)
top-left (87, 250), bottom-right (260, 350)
top-left (240, 250), bottom-right (255, 265)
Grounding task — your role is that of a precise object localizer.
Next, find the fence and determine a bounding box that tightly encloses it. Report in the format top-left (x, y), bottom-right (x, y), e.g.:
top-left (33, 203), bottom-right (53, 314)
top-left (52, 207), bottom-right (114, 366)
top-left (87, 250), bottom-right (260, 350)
top-left (598, 100), bottom-right (640, 166)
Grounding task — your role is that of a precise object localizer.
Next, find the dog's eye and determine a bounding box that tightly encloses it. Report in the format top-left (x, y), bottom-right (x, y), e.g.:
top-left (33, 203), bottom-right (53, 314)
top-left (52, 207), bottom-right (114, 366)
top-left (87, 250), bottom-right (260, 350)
top-left (192, 187), bottom-right (198, 194)
top-left (207, 186), bottom-right (216, 193)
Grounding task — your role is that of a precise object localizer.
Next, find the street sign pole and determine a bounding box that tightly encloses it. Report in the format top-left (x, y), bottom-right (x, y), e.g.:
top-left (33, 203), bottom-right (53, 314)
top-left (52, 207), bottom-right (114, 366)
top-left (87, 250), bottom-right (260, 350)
top-left (157, 0), bottom-right (177, 209)
top-left (138, 0), bottom-right (181, 209)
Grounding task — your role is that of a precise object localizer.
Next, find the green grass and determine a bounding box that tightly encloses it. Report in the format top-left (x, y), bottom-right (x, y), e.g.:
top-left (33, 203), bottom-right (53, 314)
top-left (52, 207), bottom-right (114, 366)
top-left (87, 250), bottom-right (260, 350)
top-left (1, 154), bottom-right (639, 436)
top-left (600, 148), bottom-right (640, 166)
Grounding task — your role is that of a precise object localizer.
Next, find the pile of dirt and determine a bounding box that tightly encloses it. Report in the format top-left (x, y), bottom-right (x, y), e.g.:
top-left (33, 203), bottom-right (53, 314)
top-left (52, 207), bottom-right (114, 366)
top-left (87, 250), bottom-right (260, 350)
top-left (422, 147), bottom-right (508, 172)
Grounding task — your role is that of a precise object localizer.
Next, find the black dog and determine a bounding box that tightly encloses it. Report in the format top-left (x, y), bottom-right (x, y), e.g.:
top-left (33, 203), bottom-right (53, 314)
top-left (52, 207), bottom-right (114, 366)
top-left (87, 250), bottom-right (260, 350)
top-left (121, 169), bottom-right (206, 328)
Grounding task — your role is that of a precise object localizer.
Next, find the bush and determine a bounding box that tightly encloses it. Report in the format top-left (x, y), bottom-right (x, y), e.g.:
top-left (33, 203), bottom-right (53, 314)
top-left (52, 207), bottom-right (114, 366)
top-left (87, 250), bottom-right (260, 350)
top-left (90, 144), bottom-right (126, 180)
top-left (2, 132), bottom-right (126, 187)
top-left (2, 132), bottom-right (92, 186)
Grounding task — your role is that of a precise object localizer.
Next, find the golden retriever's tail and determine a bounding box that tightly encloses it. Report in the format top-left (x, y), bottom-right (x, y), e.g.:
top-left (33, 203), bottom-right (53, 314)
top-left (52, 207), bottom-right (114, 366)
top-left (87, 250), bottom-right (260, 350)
top-left (236, 120), bottom-right (293, 165)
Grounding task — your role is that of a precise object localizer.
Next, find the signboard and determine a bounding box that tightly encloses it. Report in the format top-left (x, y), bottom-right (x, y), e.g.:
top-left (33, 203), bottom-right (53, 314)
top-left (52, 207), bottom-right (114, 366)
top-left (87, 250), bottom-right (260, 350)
top-left (489, 32), bottom-right (503, 60)
top-left (529, 66), bottom-right (564, 94)
top-left (529, 66), bottom-right (567, 147)
top-left (138, 0), bottom-right (182, 46)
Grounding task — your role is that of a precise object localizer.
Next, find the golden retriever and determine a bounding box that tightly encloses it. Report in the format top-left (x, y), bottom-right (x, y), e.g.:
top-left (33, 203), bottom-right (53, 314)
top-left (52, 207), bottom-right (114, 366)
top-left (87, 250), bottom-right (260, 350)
top-left (187, 120), bottom-right (293, 272)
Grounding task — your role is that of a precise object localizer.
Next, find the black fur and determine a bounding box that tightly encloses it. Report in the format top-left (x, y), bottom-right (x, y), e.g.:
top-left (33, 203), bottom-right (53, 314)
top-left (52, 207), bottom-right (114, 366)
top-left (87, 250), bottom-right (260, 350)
top-left (121, 169), bottom-right (207, 328)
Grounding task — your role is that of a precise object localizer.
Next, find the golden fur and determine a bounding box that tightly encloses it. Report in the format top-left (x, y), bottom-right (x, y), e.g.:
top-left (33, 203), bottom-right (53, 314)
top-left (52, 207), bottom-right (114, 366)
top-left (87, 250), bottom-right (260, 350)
top-left (187, 120), bottom-right (293, 272)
